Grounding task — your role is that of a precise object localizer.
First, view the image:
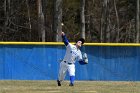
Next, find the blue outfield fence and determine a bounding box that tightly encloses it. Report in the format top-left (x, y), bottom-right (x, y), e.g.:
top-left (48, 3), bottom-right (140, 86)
top-left (0, 43), bottom-right (140, 81)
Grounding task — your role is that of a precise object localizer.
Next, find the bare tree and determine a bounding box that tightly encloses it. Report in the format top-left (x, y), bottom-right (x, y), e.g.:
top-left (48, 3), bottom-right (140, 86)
top-left (4, 0), bottom-right (10, 33)
top-left (0, 0), bottom-right (138, 42)
top-left (113, 0), bottom-right (120, 43)
top-left (100, 0), bottom-right (109, 43)
top-left (53, 0), bottom-right (62, 42)
top-left (136, 0), bottom-right (140, 43)
top-left (26, 0), bottom-right (32, 41)
top-left (37, 0), bottom-right (45, 42)
top-left (80, 0), bottom-right (85, 39)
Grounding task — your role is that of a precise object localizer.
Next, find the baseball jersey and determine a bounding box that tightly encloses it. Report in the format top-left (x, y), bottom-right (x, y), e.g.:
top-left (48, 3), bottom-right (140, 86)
top-left (63, 43), bottom-right (82, 64)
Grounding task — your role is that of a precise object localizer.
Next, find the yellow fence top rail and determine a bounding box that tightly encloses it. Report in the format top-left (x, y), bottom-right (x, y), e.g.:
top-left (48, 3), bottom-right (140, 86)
top-left (0, 42), bottom-right (140, 46)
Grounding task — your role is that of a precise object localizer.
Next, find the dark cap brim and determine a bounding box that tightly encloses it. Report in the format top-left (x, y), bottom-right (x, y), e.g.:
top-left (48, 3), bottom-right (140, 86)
top-left (77, 38), bottom-right (85, 44)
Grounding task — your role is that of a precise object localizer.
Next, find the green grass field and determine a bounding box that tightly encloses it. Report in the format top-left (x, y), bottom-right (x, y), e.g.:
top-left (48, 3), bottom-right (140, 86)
top-left (0, 80), bottom-right (140, 93)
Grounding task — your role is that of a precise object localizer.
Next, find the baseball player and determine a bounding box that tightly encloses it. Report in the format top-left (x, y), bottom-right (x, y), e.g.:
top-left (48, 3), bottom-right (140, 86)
top-left (57, 32), bottom-right (88, 86)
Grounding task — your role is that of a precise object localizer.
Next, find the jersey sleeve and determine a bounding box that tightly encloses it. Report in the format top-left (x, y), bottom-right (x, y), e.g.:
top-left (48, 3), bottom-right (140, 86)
top-left (62, 35), bottom-right (69, 46)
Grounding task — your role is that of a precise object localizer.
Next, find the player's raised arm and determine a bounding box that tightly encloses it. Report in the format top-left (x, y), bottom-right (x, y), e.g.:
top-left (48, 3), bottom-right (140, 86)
top-left (61, 32), bottom-right (69, 46)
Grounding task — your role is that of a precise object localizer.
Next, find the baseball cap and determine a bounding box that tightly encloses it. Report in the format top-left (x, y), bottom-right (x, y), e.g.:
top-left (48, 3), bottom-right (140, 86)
top-left (76, 38), bottom-right (85, 44)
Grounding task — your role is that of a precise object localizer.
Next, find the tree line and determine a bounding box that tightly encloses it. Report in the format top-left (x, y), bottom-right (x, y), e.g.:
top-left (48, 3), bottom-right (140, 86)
top-left (0, 0), bottom-right (139, 43)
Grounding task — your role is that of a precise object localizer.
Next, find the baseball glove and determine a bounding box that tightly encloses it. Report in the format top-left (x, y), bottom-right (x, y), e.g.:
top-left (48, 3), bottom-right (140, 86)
top-left (82, 53), bottom-right (88, 64)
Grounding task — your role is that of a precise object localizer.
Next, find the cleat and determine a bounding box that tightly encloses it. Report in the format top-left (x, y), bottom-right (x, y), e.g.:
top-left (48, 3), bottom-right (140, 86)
top-left (57, 80), bottom-right (61, 86)
top-left (69, 83), bottom-right (74, 86)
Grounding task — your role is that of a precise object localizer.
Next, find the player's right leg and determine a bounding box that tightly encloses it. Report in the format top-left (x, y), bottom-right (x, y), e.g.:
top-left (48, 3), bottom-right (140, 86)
top-left (57, 80), bottom-right (61, 86)
top-left (57, 62), bottom-right (67, 86)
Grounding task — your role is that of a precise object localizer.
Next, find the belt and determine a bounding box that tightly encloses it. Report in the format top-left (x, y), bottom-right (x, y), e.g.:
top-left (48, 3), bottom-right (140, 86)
top-left (64, 61), bottom-right (72, 65)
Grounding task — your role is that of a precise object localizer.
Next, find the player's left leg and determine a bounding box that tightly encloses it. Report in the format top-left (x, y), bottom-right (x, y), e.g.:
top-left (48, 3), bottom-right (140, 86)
top-left (68, 64), bottom-right (75, 86)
